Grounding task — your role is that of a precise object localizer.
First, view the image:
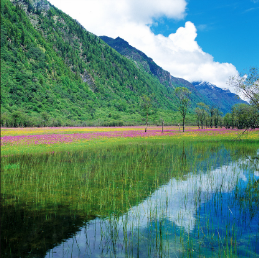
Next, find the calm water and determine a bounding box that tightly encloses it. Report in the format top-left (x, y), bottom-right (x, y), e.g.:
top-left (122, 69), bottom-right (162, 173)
top-left (1, 142), bottom-right (259, 257)
top-left (45, 158), bottom-right (259, 257)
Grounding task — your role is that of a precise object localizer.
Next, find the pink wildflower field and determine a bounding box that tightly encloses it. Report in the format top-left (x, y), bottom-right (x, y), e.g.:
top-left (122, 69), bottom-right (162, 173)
top-left (1, 126), bottom-right (258, 147)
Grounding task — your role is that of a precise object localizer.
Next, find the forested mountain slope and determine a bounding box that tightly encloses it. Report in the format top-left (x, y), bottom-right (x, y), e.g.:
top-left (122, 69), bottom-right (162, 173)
top-left (99, 36), bottom-right (173, 87)
top-left (100, 36), bottom-right (209, 106)
top-left (192, 82), bottom-right (247, 114)
top-left (1, 0), bottom-right (183, 126)
top-left (0, 0), bottom-right (244, 127)
top-left (101, 36), bottom-right (247, 115)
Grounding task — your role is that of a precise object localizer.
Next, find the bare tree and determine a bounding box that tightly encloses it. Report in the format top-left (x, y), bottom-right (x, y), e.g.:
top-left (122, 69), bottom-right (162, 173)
top-left (229, 67), bottom-right (259, 110)
top-left (229, 68), bottom-right (259, 139)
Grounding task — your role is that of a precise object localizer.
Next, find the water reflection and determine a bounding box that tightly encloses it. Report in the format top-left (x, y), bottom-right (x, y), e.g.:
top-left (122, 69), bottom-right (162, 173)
top-left (46, 157), bottom-right (259, 257)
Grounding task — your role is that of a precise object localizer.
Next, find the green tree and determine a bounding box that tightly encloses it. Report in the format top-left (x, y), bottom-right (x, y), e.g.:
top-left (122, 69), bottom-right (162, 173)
top-left (11, 110), bottom-right (24, 127)
top-left (213, 107), bottom-right (222, 128)
top-left (195, 102), bottom-right (209, 129)
top-left (1, 112), bottom-right (12, 127)
top-left (141, 94), bottom-right (152, 132)
top-left (209, 106), bottom-right (215, 128)
top-left (230, 106), bottom-right (237, 129)
top-left (195, 107), bottom-right (202, 129)
top-left (175, 87), bottom-right (191, 132)
top-left (40, 111), bottom-right (50, 127)
top-left (223, 113), bottom-right (232, 129)
top-left (232, 104), bottom-right (258, 129)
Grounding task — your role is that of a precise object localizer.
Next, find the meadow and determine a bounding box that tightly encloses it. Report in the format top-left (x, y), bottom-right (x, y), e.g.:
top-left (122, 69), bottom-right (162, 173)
top-left (1, 126), bottom-right (258, 156)
top-left (1, 126), bottom-right (259, 257)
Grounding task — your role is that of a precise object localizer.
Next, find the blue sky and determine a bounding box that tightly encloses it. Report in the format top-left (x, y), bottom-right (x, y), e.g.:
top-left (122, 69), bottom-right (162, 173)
top-left (150, 0), bottom-right (259, 73)
top-left (48, 0), bottom-right (258, 91)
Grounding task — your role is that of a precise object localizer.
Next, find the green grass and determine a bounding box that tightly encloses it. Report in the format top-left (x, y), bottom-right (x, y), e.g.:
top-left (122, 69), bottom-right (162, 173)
top-left (2, 127), bottom-right (259, 157)
top-left (1, 131), bottom-right (258, 257)
top-left (2, 140), bottom-right (257, 215)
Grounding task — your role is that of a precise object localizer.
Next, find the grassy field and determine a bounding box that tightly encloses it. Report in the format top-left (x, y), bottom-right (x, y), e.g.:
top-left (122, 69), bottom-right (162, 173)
top-left (1, 126), bottom-right (259, 156)
top-left (1, 126), bottom-right (259, 257)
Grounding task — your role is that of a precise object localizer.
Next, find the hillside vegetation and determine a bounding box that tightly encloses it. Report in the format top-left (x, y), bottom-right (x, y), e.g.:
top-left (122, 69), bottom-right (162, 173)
top-left (1, 0), bottom-right (244, 127)
top-left (101, 36), bottom-right (247, 115)
top-left (1, 0), bottom-right (185, 127)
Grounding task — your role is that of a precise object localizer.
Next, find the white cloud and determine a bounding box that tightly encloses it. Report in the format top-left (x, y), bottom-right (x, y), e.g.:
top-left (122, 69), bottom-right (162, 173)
top-left (48, 0), bottom-right (239, 91)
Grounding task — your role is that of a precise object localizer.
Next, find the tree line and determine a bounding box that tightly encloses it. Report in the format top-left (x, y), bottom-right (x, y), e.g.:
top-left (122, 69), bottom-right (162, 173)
top-left (174, 67), bottom-right (258, 131)
top-left (193, 103), bottom-right (258, 130)
top-left (194, 67), bottom-right (259, 130)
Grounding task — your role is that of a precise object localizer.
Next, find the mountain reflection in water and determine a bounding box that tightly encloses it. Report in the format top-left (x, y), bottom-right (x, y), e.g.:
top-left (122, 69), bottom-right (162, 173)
top-left (46, 158), bottom-right (259, 258)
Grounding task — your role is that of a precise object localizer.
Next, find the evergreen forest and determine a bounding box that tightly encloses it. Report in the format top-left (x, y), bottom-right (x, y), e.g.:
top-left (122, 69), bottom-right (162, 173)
top-left (0, 0), bottom-right (253, 127)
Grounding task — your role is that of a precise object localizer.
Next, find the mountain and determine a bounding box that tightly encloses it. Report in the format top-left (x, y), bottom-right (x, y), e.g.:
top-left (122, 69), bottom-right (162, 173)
top-left (100, 36), bottom-right (222, 110)
top-left (1, 0), bottom-right (245, 127)
top-left (1, 0), bottom-right (182, 127)
top-left (192, 81), bottom-right (247, 114)
top-left (100, 36), bottom-right (247, 114)
top-left (169, 76), bottom-right (212, 108)
top-left (99, 36), bottom-right (172, 87)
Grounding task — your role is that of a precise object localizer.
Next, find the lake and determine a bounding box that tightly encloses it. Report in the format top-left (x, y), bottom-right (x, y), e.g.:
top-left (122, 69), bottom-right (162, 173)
top-left (1, 141), bottom-right (259, 257)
